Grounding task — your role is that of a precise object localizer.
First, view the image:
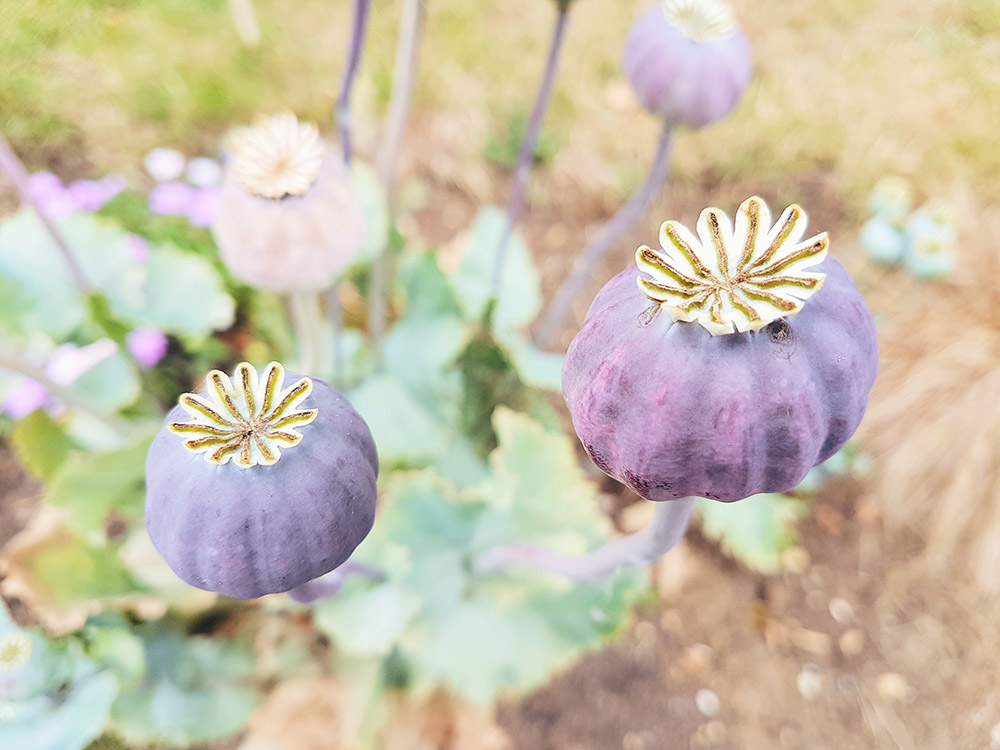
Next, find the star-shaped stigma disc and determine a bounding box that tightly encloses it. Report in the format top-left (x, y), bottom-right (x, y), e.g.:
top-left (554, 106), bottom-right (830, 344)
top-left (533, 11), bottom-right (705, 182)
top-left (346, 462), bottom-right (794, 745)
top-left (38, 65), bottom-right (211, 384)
top-left (168, 362), bottom-right (318, 468)
top-left (635, 196), bottom-right (829, 335)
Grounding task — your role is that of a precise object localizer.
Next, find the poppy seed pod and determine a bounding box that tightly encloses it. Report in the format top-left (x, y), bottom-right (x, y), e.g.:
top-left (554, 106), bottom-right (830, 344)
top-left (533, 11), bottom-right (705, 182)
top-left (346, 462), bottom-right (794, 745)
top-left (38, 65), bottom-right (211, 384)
top-left (144, 362), bottom-right (379, 598)
top-left (562, 197), bottom-right (878, 504)
top-left (212, 113), bottom-right (365, 293)
top-left (624, 0), bottom-right (751, 127)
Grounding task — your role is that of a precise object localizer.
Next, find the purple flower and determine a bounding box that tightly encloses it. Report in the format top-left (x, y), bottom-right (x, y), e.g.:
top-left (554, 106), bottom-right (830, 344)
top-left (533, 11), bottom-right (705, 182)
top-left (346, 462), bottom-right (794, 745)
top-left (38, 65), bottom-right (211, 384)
top-left (46, 340), bottom-right (118, 385)
top-left (187, 187), bottom-right (222, 227)
top-left (66, 174), bottom-right (126, 212)
top-left (0, 340), bottom-right (120, 420)
top-left (1, 378), bottom-right (48, 419)
top-left (27, 171), bottom-right (76, 219)
top-left (129, 235), bottom-right (150, 264)
top-left (149, 181), bottom-right (196, 216)
top-left (126, 327), bottom-right (169, 369)
top-left (185, 157), bottom-right (223, 187)
top-left (144, 148), bottom-right (186, 182)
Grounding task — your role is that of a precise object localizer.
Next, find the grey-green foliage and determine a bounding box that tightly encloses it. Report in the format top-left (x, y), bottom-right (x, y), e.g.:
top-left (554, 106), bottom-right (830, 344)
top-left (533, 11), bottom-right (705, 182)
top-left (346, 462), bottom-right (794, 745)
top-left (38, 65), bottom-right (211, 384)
top-left (315, 408), bottom-right (642, 704)
top-left (0, 603), bottom-right (118, 750)
top-left (0, 209), bottom-right (234, 343)
top-left (109, 621), bottom-right (256, 747)
top-left (349, 209), bottom-right (562, 470)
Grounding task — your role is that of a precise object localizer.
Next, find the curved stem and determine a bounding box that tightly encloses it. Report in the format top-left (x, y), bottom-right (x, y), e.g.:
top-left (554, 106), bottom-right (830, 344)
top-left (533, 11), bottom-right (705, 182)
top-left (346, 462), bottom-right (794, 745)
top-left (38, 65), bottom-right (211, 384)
top-left (534, 123), bottom-right (674, 348)
top-left (288, 292), bottom-right (329, 377)
top-left (287, 560), bottom-right (386, 604)
top-left (227, 0), bottom-right (261, 46)
top-left (0, 131), bottom-right (91, 293)
top-left (489, 4), bottom-right (570, 300)
top-left (0, 351), bottom-right (134, 436)
top-left (326, 283), bottom-right (345, 386)
top-left (336, 0), bottom-right (372, 165)
top-left (370, 0), bottom-right (427, 364)
top-left (474, 496), bottom-right (696, 582)
top-left (375, 0), bottom-right (427, 204)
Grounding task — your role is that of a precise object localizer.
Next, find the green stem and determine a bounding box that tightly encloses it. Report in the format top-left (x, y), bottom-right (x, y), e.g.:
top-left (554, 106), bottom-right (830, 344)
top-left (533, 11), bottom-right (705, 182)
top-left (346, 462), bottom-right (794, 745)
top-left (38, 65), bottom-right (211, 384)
top-left (370, 0), bottom-right (427, 367)
top-left (325, 283), bottom-right (344, 387)
top-left (227, 0), bottom-right (261, 46)
top-left (288, 292), bottom-right (329, 377)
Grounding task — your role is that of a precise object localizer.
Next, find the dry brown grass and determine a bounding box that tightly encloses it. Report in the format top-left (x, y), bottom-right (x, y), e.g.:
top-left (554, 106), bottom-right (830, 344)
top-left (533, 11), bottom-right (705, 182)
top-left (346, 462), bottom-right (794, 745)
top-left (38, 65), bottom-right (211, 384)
top-left (861, 187), bottom-right (1000, 596)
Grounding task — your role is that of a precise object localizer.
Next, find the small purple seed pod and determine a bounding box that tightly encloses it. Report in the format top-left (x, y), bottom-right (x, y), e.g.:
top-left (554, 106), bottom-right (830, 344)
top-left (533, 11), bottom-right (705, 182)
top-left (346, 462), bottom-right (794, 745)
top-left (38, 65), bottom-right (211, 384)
top-left (212, 113), bottom-right (365, 293)
top-left (623, 0), bottom-right (751, 127)
top-left (562, 197), bottom-right (878, 504)
top-left (145, 362), bottom-right (378, 598)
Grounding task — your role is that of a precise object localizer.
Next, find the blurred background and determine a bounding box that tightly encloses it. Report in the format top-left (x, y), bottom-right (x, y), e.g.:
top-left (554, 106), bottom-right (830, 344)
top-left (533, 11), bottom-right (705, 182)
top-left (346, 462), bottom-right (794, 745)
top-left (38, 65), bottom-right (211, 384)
top-left (2, 0), bottom-right (999, 748)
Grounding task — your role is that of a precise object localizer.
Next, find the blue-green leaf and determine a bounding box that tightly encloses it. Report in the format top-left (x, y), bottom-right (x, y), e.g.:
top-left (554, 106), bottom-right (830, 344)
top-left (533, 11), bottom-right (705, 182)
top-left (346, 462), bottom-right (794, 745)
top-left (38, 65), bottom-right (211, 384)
top-left (349, 376), bottom-right (449, 467)
top-left (452, 207), bottom-right (541, 331)
top-left (696, 493), bottom-right (807, 573)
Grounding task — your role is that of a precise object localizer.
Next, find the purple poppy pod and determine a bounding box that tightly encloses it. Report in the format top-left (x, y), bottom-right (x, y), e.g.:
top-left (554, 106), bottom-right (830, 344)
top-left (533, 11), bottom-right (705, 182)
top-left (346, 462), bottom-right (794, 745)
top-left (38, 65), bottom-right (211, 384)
top-left (212, 113), bottom-right (365, 293)
top-left (624, 0), bottom-right (751, 127)
top-left (562, 197), bottom-right (878, 504)
top-left (145, 362), bottom-right (378, 598)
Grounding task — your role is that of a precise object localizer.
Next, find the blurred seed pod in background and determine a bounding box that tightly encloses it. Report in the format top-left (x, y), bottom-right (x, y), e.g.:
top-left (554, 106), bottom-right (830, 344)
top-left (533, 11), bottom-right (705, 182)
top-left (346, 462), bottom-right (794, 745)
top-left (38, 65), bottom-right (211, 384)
top-left (623, 0), bottom-right (751, 128)
top-left (860, 216), bottom-right (907, 265)
top-left (212, 112), bottom-right (365, 294)
top-left (904, 201), bottom-right (956, 279)
top-left (867, 175), bottom-right (914, 225)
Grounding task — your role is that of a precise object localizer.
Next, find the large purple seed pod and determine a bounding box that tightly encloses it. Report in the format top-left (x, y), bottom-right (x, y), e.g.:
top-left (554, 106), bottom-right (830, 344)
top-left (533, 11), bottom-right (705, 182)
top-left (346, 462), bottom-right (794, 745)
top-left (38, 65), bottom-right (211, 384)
top-left (145, 362), bottom-right (378, 599)
top-left (624, 0), bottom-right (751, 128)
top-left (212, 112), bottom-right (365, 294)
top-left (563, 197), bottom-right (878, 504)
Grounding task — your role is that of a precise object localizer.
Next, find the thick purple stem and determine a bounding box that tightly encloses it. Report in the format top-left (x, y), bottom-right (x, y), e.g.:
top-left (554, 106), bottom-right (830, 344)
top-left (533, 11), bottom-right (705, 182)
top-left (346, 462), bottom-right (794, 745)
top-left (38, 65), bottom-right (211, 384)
top-left (0, 131), bottom-right (91, 292)
top-left (489, 4), bottom-right (571, 299)
top-left (474, 496), bottom-right (695, 582)
top-left (287, 560), bottom-right (386, 603)
top-left (534, 123), bottom-right (674, 348)
top-left (370, 0), bottom-right (427, 364)
top-left (336, 0), bottom-right (372, 165)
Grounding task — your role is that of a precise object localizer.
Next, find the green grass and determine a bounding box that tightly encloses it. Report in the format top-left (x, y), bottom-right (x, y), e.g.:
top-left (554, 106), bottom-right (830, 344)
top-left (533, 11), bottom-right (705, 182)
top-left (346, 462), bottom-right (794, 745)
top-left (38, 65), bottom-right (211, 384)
top-left (1, 0), bottom-right (997, 211)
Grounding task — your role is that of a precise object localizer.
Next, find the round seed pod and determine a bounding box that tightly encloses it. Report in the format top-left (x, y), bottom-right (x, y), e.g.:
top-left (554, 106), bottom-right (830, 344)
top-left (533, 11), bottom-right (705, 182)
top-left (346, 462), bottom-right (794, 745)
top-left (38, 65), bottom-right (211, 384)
top-left (562, 196), bottom-right (878, 504)
top-left (145, 362), bottom-right (378, 598)
top-left (212, 112), bottom-right (365, 293)
top-left (624, 0), bottom-right (751, 128)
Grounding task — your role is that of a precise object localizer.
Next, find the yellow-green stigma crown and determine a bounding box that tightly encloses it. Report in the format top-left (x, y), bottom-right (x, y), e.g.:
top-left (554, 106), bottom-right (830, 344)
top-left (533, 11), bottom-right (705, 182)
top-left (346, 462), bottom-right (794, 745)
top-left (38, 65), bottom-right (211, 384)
top-left (228, 112), bottom-right (325, 199)
top-left (636, 196), bottom-right (828, 335)
top-left (0, 632), bottom-right (32, 671)
top-left (168, 362), bottom-right (318, 468)
top-left (662, 0), bottom-right (737, 43)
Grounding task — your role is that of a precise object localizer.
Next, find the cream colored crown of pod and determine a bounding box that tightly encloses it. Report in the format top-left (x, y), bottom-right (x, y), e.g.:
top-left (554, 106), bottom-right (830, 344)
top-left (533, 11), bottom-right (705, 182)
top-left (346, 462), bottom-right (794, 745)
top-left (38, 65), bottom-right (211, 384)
top-left (662, 0), bottom-right (738, 43)
top-left (0, 631), bottom-right (32, 671)
top-left (635, 196), bottom-right (829, 335)
top-left (168, 362), bottom-right (318, 468)
top-left (227, 112), bottom-right (326, 199)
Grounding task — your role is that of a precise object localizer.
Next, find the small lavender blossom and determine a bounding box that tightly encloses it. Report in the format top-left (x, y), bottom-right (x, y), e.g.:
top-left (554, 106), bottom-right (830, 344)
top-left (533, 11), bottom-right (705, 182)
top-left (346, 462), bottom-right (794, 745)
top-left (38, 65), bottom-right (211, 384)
top-left (186, 186), bottom-right (222, 227)
top-left (185, 157), bottom-right (223, 187)
top-left (149, 181), bottom-right (196, 216)
top-left (129, 235), bottom-right (150, 263)
top-left (126, 327), bottom-right (169, 369)
top-left (66, 174), bottom-right (127, 211)
top-left (1, 340), bottom-right (118, 419)
top-left (26, 171), bottom-right (76, 218)
top-left (1, 378), bottom-right (48, 419)
top-left (46, 339), bottom-right (118, 385)
top-left (143, 147), bottom-right (186, 182)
